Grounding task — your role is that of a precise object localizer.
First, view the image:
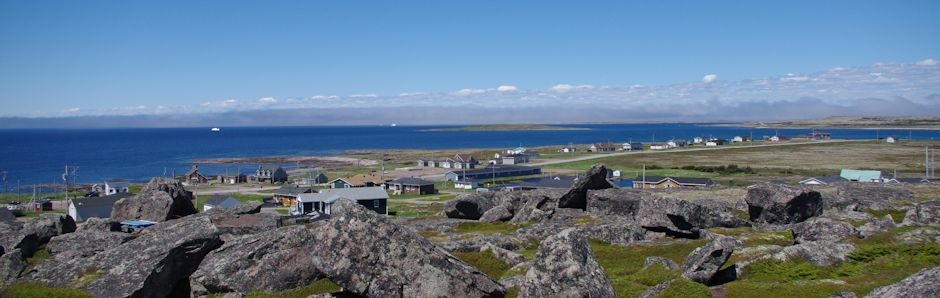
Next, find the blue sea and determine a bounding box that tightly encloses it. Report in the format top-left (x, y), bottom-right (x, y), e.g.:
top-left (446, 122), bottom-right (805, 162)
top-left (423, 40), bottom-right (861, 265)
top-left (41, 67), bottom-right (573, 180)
top-left (1, 124), bottom-right (938, 191)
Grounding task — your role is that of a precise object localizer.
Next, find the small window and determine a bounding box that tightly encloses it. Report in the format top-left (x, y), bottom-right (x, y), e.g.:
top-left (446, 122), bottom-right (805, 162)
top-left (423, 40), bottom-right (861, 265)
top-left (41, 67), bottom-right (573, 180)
top-left (373, 200), bottom-right (380, 209)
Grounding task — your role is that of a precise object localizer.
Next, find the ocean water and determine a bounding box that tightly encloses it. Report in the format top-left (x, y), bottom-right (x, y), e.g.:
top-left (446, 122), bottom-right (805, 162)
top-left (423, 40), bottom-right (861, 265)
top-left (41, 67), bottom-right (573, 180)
top-left (0, 124), bottom-right (937, 190)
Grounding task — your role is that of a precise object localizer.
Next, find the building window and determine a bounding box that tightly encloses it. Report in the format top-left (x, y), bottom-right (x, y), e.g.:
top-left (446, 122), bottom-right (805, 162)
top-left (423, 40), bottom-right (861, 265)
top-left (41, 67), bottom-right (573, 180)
top-left (373, 200), bottom-right (380, 209)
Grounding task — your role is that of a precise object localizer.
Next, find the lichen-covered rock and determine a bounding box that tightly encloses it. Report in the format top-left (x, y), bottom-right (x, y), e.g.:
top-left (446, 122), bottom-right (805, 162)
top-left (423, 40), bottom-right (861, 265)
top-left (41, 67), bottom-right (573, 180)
top-left (792, 217), bottom-right (859, 244)
top-left (0, 249), bottom-right (25, 285)
top-left (644, 256), bottom-right (679, 270)
top-left (23, 214), bottom-right (77, 244)
top-left (745, 183), bottom-right (822, 224)
top-left (441, 234), bottom-right (524, 253)
top-left (898, 228), bottom-right (940, 245)
top-left (481, 242), bottom-right (526, 267)
top-left (209, 213), bottom-right (280, 236)
top-left (444, 192), bottom-right (502, 220)
top-left (902, 199), bottom-right (940, 227)
top-left (190, 225), bottom-right (322, 295)
top-left (557, 164), bottom-right (612, 210)
top-left (510, 190), bottom-right (566, 224)
top-left (111, 177), bottom-right (198, 221)
top-left (203, 201), bottom-right (264, 216)
top-left (581, 222), bottom-right (647, 245)
top-left (682, 236), bottom-right (741, 285)
top-left (45, 229), bottom-right (134, 259)
top-left (0, 214), bottom-right (76, 260)
top-left (26, 216), bottom-right (222, 298)
top-left (772, 241), bottom-right (857, 266)
top-left (858, 215), bottom-right (897, 238)
top-left (479, 205), bottom-right (513, 223)
top-left (639, 279), bottom-right (674, 298)
top-left (587, 189), bottom-right (748, 238)
top-left (310, 199), bottom-right (504, 297)
top-left (838, 185), bottom-right (915, 211)
top-left (867, 266), bottom-right (940, 297)
top-left (520, 228), bottom-right (614, 298)
top-left (80, 217), bottom-right (119, 232)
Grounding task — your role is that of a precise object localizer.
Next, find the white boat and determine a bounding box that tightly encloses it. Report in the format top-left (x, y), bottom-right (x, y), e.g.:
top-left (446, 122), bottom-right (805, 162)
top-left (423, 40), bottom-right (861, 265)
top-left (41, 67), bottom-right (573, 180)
top-left (211, 127), bottom-right (221, 132)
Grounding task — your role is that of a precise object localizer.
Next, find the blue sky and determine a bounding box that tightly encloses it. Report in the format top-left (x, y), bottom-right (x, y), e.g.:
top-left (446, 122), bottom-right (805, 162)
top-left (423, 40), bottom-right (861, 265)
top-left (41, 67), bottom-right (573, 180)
top-left (0, 0), bottom-right (938, 122)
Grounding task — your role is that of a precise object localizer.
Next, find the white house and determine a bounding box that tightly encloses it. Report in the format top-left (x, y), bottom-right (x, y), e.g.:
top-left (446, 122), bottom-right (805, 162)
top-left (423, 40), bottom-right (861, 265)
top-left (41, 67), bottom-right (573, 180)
top-left (886, 137), bottom-right (897, 143)
top-left (732, 136), bottom-right (752, 142)
top-left (203, 194), bottom-right (241, 212)
top-left (666, 140), bottom-right (688, 148)
top-left (104, 179), bottom-right (130, 195)
top-left (693, 137), bottom-right (705, 144)
top-left (455, 179), bottom-right (482, 190)
top-left (622, 142), bottom-right (643, 151)
top-left (560, 147), bottom-right (577, 153)
top-left (649, 143), bottom-right (668, 150)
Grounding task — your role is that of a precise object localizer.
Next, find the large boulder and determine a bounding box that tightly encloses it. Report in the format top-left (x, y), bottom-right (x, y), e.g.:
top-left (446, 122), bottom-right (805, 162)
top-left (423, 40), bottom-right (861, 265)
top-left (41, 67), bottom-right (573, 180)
top-left (26, 216), bottom-right (222, 298)
top-left (111, 177), bottom-right (198, 222)
top-left (310, 199), bottom-right (504, 297)
top-left (520, 228), bottom-right (615, 297)
top-left (481, 242), bottom-right (526, 267)
top-left (190, 225), bottom-right (322, 295)
top-left (557, 164), bottom-right (612, 210)
top-left (745, 183), bottom-right (822, 224)
top-left (444, 192), bottom-right (501, 220)
top-left (208, 213), bottom-right (280, 236)
top-left (0, 249), bottom-right (25, 285)
top-left (587, 189), bottom-right (749, 238)
top-left (581, 222), bottom-right (647, 245)
top-left (771, 241), bottom-right (857, 266)
top-left (479, 205), bottom-right (513, 223)
top-left (45, 229), bottom-right (134, 260)
top-left (837, 185), bottom-right (914, 211)
top-left (858, 215), bottom-right (897, 238)
top-left (867, 266), bottom-right (940, 297)
top-left (510, 190), bottom-right (565, 224)
top-left (791, 217), bottom-right (859, 244)
top-left (0, 214), bottom-right (76, 259)
top-left (902, 199), bottom-right (940, 227)
top-left (441, 234), bottom-right (524, 253)
top-left (682, 236), bottom-right (741, 285)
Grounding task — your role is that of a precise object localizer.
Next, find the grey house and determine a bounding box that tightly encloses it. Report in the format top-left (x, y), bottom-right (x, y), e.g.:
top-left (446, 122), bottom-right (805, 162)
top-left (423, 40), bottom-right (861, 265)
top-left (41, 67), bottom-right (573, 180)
top-left (68, 192), bottom-right (132, 221)
top-left (203, 194), bottom-right (241, 212)
top-left (294, 187), bottom-right (388, 215)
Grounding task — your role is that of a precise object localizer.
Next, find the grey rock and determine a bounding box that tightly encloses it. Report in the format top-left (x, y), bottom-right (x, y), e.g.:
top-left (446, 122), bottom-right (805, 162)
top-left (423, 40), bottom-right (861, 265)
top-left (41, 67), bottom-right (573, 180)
top-left (481, 242), bottom-right (526, 267)
top-left (644, 256), bottom-right (679, 270)
top-left (898, 228), bottom-right (940, 245)
top-left (0, 208), bottom-right (16, 223)
top-left (581, 222), bottom-right (647, 245)
top-left (682, 236), bottom-right (741, 285)
top-left (858, 215), bottom-right (897, 238)
top-left (190, 225), bottom-right (322, 295)
top-left (772, 241), bottom-right (857, 266)
top-left (0, 249), bottom-right (25, 285)
top-left (557, 163), bottom-right (612, 210)
top-left (638, 279), bottom-right (674, 298)
top-left (209, 212), bottom-right (280, 236)
top-left (45, 229), bottom-right (134, 259)
top-left (479, 205), bottom-right (513, 223)
top-left (587, 189), bottom-right (749, 238)
top-left (867, 266), bottom-right (940, 298)
top-left (838, 185), bottom-right (914, 211)
top-left (510, 190), bottom-right (566, 224)
top-left (792, 217), bottom-right (859, 244)
top-left (441, 234), bottom-right (524, 253)
top-left (902, 199), bottom-right (940, 227)
top-left (311, 199), bottom-right (504, 297)
top-left (0, 214), bottom-right (76, 259)
top-left (111, 177), bottom-right (198, 222)
top-left (80, 217), bottom-right (119, 232)
top-left (444, 192), bottom-right (501, 220)
top-left (27, 216), bottom-right (222, 298)
top-left (831, 291), bottom-right (858, 298)
top-left (520, 228), bottom-right (615, 298)
top-left (745, 183), bottom-right (822, 224)
top-left (23, 214), bottom-right (77, 245)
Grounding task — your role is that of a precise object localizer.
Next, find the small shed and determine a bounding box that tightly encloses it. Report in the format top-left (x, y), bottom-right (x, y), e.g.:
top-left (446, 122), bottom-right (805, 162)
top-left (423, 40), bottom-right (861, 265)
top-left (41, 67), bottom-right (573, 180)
top-left (387, 177), bottom-right (437, 195)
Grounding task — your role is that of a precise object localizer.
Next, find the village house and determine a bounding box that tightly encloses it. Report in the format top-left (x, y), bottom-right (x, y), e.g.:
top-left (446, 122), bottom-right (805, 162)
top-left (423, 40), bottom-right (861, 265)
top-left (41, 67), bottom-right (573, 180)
top-left (273, 185), bottom-right (314, 206)
top-left (705, 138), bottom-right (728, 147)
top-left (502, 153), bottom-right (530, 165)
top-left (798, 176), bottom-right (848, 185)
top-left (590, 142), bottom-right (617, 152)
top-left (623, 142), bottom-right (643, 151)
top-left (103, 179), bottom-right (130, 195)
top-left (766, 135), bottom-right (789, 142)
top-left (297, 172), bottom-right (329, 185)
top-left (886, 136), bottom-right (898, 144)
top-left (649, 143), bottom-right (668, 150)
top-left (293, 186), bottom-right (388, 215)
top-left (445, 165), bottom-right (542, 182)
top-left (693, 137), bottom-right (705, 144)
top-left (330, 173), bottom-right (388, 189)
top-left (560, 147), bottom-right (577, 153)
top-left (252, 165), bottom-right (289, 184)
top-left (667, 140), bottom-right (688, 148)
top-left (632, 176), bottom-right (714, 189)
top-left (454, 179), bottom-right (483, 190)
top-left (184, 165), bottom-right (209, 185)
top-left (387, 177), bottom-right (437, 195)
top-left (732, 136), bottom-right (752, 143)
top-left (218, 173), bottom-right (248, 184)
top-left (840, 169), bottom-right (883, 183)
top-left (202, 194), bottom-right (241, 212)
top-left (68, 192), bottom-right (132, 221)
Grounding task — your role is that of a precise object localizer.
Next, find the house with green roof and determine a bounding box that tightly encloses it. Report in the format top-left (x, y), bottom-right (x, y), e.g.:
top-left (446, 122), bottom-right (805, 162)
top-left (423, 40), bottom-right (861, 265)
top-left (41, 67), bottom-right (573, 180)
top-left (839, 169), bottom-right (883, 183)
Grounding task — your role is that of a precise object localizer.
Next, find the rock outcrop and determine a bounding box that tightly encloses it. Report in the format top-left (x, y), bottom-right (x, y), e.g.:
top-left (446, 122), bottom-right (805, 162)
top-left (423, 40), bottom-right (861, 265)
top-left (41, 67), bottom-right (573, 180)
top-left (837, 185), bottom-right (914, 211)
top-left (581, 222), bottom-right (647, 245)
top-left (310, 199), bottom-right (504, 297)
top-left (479, 205), bottom-right (513, 223)
top-left (557, 164), bottom-right (612, 210)
top-left (481, 242), bottom-right (526, 267)
top-left (771, 241), bottom-right (857, 266)
top-left (27, 216), bottom-right (222, 298)
top-left (644, 256), bottom-right (679, 270)
top-left (520, 228), bottom-right (615, 297)
top-left (682, 236), bottom-right (741, 285)
top-left (791, 217), bottom-right (859, 244)
top-left (444, 192), bottom-right (502, 220)
top-left (902, 199), bottom-right (940, 227)
top-left (587, 189), bottom-right (749, 238)
top-left (867, 266), bottom-right (940, 297)
top-left (858, 215), bottom-right (897, 238)
top-left (45, 229), bottom-right (134, 260)
top-left (190, 225), bottom-right (322, 295)
top-left (111, 177), bottom-right (198, 221)
top-left (208, 212), bottom-right (280, 236)
top-left (745, 183), bottom-right (822, 224)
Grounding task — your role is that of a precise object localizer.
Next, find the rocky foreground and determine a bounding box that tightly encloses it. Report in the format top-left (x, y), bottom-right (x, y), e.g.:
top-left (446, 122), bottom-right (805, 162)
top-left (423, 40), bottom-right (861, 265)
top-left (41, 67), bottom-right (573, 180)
top-left (0, 165), bottom-right (938, 297)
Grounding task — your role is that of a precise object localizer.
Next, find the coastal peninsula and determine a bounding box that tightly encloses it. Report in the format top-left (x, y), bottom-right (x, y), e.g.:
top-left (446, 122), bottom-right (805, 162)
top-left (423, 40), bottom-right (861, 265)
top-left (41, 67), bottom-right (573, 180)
top-left (726, 116), bottom-right (940, 130)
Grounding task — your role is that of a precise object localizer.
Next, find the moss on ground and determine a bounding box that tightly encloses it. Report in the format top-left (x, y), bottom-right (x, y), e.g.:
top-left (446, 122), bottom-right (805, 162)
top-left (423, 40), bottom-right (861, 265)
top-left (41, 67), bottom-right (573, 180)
top-left (245, 279), bottom-right (341, 298)
top-left (865, 209), bottom-right (908, 224)
top-left (453, 251), bottom-right (512, 280)
top-left (453, 221), bottom-right (525, 235)
top-left (1, 282), bottom-right (93, 298)
top-left (589, 239), bottom-right (706, 297)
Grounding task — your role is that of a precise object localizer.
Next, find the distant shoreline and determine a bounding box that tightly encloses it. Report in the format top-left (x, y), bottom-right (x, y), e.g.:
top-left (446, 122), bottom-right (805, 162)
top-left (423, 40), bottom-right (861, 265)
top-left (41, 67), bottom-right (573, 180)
top-left (421, 124), bottom-right (590, 132)
top-left (712, 123), bottom-right (940, 130)
top-left (713, 116), bottom-right (940, 130)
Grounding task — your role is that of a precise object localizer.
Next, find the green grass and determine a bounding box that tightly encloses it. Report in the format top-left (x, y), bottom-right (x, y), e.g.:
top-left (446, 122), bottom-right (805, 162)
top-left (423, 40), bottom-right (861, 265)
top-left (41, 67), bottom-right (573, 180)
top-left (453, 221), bottom-right (524, 235)
top-left (589, 239), bottom-right (707, 297)
top-left (387, 201), bottom-right (444, 218)
top-left (25, 245), bottom-right (50, 268)
top-left (742, 231), bottom-right (794, 247)
top-left (453, 251), bottom-right (512, 280)
top-left (245, 279), bottom-right (341, 298)
top-left (865, 209), bottom-right (907, 224)
top-left (1, 282), bottom-right (93, 298)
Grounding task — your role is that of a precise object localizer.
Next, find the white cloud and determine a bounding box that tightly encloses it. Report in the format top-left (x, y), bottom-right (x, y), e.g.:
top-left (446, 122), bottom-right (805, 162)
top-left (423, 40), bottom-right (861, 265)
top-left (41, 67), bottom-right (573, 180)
top-left (702, 74), bottom-right (718, 83)
top-left (200, 102), bottom-right (212, 107)
top-left (258, 97), bottom-right (277, 104)
top-left (454, 88), bottom-right (487, 96)
top-left (64, 107), bottom-right (80, 113)
top-left (780, 76), bottom-right (809, 82)
top-left (550, 84), bottom-right (595, 93)
top-left (916, 59), bottom-right (938, 66)
top-left (497, 85), bottom-right (518, 92)
top-left (350, 94), bottom-right (378, 98)
top-left (399, 92), bottom-right (425, 97)
top-left (222, 99), bottom-right (238, 106)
